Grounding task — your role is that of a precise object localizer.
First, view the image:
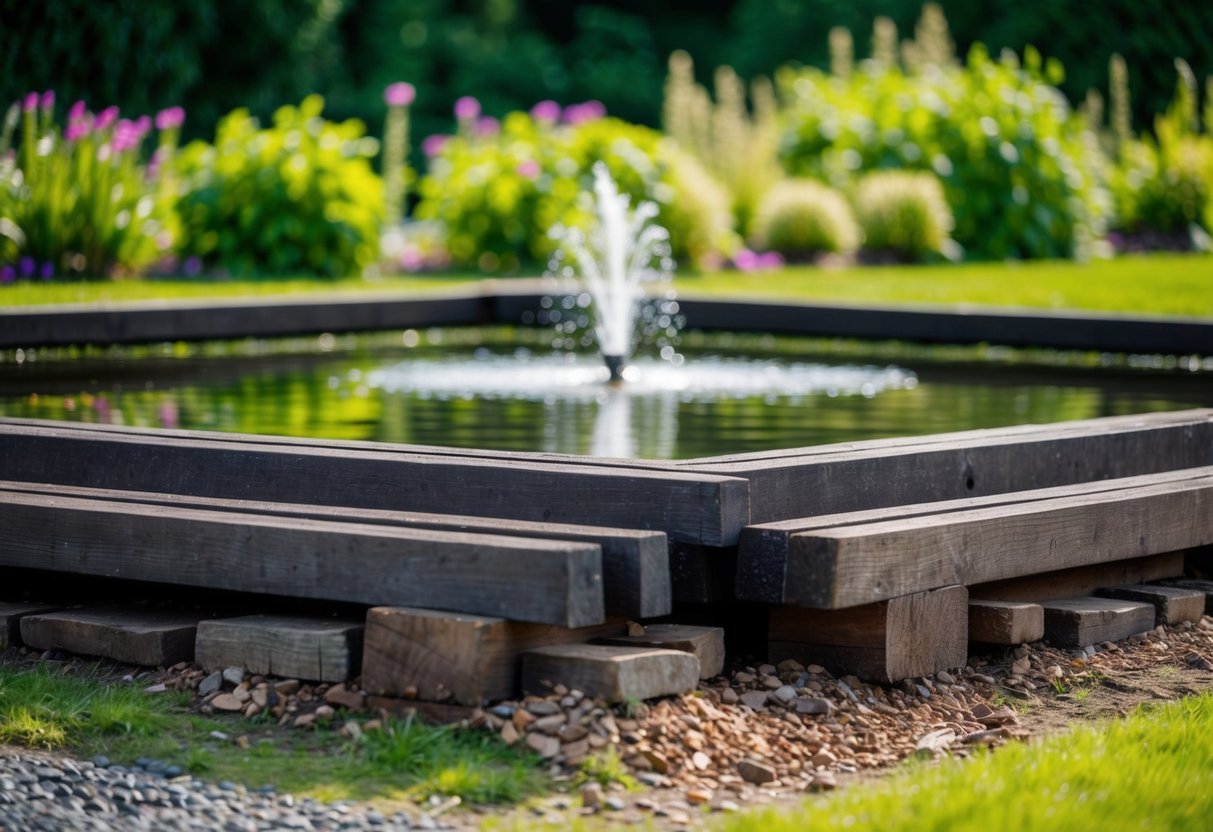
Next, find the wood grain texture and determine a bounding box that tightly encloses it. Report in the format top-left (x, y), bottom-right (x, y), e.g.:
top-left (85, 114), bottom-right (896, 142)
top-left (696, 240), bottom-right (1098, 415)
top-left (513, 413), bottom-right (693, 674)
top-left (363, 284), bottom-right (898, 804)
top-left (360, 607), bottom-right (626, 706)
top-left (1158, 579), bottom-right (1213, 614)
top-left (686, 410), bottom-right (1213, 524)
top-left (520, 644), bottom-right (700, 702)
top-left (1040, 598), bottom-right (1156, 648)
top-left (0, 602), bottom-right (62, 650)
top-left (968, 600), bottom-right (1045, 645)
top-left (784, 477), bottom-right (1213, 609)
top-left (595, 624), bottom-right (726, 679)
top-left (0, 491), bottom-right (605, 627)
top-left (195, 616), bottom-right (364, 682)
top-left (0, 480), bottom-right (670, 619)
top-left (0, 423), bottom-right (749, 546)
top-left (1092, 585), bottom-right (1206, 627)
top-left (967, 554), bottom-right (1184, 602)
top-left (738, 467), bottom-right (1213, 604)
top-left (768, 586), bottom-right (968, 683)
top-left (20, 605), bottom-right (202, 666)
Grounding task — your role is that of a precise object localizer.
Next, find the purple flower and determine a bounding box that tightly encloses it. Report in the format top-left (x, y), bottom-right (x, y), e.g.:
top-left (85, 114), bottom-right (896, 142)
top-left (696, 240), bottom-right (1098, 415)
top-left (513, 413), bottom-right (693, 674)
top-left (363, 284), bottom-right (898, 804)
top-left (516, 159), bottom-right (540, 180)
top-left (40, 90), bottom-right (55, 110)
top-left (733, 248), bottom-right (759, 272)
top-left (18, 256), bottom-right (36, 278)
top-left (134, 115), bottom-right (151, 135)
top-left (421, 134), bottom-right (449, 157)
top-left (155, 106), bottom-right (184, 130)
top-left (473, 116), bottom-right (499, 137)
top-left (384, 82), bottom-right (416, 107)
top-left (95, 106), bottom-right (119, 131)
top-left (184, 256), bottom-right (202, 277)
top-left (39, 261), bottom-right (54, 280)
top-left (22, 92), bottom-right (38, 112)
top-left (69, 100), bottom-right (87, 121)
top-left (64, 121), bottom-right (90, 142)
top-left (453, 96), bottom-right (480, 120)
top-left (563, 100), bottom-right (606, 125)
top-left (112, 119), bottom-right (141, 153)
top-left (757, 251), bottom-right (784, 269)
top-left (0, 265), bottom-right (14, 284)
top-left (530, 100), bottom-right (560, 122)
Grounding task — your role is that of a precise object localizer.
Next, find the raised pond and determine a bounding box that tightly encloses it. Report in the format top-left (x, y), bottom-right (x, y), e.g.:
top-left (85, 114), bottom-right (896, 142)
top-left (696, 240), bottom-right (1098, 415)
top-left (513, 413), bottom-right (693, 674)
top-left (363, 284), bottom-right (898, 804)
top-left (1, 328), bottom-right (1209, 459)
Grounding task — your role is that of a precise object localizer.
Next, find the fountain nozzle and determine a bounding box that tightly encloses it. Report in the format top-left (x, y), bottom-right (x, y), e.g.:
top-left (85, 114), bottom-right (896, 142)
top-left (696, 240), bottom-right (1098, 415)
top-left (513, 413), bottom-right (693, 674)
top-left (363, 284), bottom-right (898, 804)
top-left (603, 354), bottom-right (626, 383)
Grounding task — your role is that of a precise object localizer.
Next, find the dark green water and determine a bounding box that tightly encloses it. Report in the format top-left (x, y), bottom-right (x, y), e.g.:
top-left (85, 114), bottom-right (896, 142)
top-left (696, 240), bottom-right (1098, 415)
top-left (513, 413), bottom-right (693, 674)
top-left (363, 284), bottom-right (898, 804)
top-left (1, 329), bottom-right (1209, 459)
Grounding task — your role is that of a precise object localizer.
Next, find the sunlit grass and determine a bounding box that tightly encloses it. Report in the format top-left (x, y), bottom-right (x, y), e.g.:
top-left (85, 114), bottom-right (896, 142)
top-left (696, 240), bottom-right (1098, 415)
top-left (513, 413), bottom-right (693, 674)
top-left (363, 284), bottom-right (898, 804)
top-left (717, 693), bottom-right (1213, 832)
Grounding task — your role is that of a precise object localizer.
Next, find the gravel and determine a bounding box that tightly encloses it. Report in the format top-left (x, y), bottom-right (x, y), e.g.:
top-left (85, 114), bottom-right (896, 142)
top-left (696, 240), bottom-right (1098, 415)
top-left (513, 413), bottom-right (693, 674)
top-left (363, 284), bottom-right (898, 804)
top-left (0, 749), bottom-right (447, 832)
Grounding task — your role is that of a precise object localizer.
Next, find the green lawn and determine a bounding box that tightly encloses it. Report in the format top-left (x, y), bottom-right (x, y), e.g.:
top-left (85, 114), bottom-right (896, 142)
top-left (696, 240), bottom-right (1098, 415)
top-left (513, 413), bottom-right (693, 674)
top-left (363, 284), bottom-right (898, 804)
top-left (1, 254), bottom-right (1209, 318)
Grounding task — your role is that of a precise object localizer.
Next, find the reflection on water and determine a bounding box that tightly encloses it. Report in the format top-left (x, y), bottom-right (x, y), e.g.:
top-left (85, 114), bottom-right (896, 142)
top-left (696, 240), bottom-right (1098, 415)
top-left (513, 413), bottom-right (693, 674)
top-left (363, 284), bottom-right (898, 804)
top-left (0, 335), bottom-right (1209, 459)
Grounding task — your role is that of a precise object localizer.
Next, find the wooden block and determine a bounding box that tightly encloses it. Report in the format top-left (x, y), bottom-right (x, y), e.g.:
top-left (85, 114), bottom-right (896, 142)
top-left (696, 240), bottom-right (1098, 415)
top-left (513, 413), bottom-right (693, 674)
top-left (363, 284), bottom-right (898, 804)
top-left (20, 605), bottom-right (201, 666)
top-left (0, 602), bottom-right (62, 650)
top-left (595, 624), bottom-right (726, 679)
top-left (767, 586), bottom-right (968, 683)
top-left (0, 481), bottom-right (671, 620)
top-left (1040, 598), bottom-right (1156, 648)
top-left (968, 554), bottom-right (1184, 602)
top-left (361, 607), bottom-right (627, 706)
top-left (1157, 578), bottom-right (1213, 614)
top-left (195, 615), bottom-right (363, 682)
top-left (968, 600), bottom-right (1045, 645)
top-left (737, 468), bottom-right (1210, 604)
top-left (0, 421), bottom-right (749, 546)
top-left (520, 644), bottom-right (699, 703)
top-left (0, 491), bottom-right (605, 628)
top-left (1092, 585), bottom-right (1206, 627)
top-left (782, 476), bottom-right (1213, 608)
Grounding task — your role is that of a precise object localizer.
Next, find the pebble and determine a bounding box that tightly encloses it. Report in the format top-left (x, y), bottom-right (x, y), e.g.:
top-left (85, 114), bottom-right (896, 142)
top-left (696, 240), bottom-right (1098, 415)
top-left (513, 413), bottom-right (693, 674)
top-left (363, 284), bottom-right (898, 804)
top-left (737, 758), bottom-right (777, 784)
top-left (0, 748), bottom-right (427, 831)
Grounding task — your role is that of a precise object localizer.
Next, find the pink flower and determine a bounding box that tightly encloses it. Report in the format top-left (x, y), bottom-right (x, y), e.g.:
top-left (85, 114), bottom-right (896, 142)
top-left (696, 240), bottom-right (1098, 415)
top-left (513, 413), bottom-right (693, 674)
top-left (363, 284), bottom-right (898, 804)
top-left (95, 106), bottom-right (119, 131)
top-left (421, 134), bottom-right (449, 157)
top-left (453, 96), bottom-right (480, 120)
top-left (22, 92), bottom-right (38, 112)
top-left (384, 82), bottom-right (416, 107)
top-left (516, 159), bottom-right (540, 179)
top-left (112, 119), bottom-right (142, 153)
top-left (563, 100), bottom-right (607, 125)
top-left (64, 121), bottom-right (91, 142)
top-left (757, 251), bottom-right (784, 269)
top-left (155, 106), bottom-right (184, 130)
top-left (733, 248), bottom-right (760, 271)
top-left (40, 90), bottom-right (55, 110)
top-left (134, 115), bottom-right (151, 136)
top-left (473, 116), bottom-right (499, 137)
top-left (68, 100), bottom-right (87, 121)
top-left (530, 100), bottom-right (560, 122)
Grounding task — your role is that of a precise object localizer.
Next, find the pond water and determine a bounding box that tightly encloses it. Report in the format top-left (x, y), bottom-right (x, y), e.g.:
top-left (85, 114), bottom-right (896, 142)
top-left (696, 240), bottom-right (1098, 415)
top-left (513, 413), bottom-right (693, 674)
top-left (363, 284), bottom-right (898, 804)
top-left (1, 329), bottom-right (1209, 459)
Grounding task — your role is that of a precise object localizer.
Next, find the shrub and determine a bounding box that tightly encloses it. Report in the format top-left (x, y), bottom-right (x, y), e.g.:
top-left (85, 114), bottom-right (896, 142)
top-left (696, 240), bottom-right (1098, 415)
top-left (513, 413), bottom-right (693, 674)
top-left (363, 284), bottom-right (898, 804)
top-left (174, 96), bottom-right (382, 278)
top-left (853, 170), bottom-right (955, 260)
top-left (750, 179), bottom-right (860, 258)
top-left (414, 104), bottom-right (735, 272)
top-left (0, 92), bottom-right (179, 280)
top-left (779, 36), bottom-right (1111, 260)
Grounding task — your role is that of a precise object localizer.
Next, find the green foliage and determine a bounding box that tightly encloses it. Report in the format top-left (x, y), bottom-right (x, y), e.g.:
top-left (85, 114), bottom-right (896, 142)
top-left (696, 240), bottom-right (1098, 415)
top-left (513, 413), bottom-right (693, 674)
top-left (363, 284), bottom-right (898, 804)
top-left (0, 96), bottom-right (178, 278)
top-left (174, 96), bottom-right (383, 278)
top-left (750, 179), bottom-right (860, 257)
top-left (779, 43), bottom-right (1111, 260)
top-left (415, 111), bottom-right (735, 272)
top-left (852, 170), bottom-right (954, 260)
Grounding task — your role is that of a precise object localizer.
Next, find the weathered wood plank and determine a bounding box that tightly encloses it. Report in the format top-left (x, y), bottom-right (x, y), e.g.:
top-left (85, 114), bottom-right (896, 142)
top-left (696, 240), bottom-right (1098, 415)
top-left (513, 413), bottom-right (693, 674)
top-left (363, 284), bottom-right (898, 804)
top-left (1040, 598), bottom-right (1156, 648)
top-left (1092, 585), bottom-right (1206, 627)
top-left (1157, 578), bottom-right (1213, 614)
top-left (595, 624), bottom-right (726, 679)
top-left (0, 422), bottom-right (748, 546)
top-left (0, 491), bottom-right (605, 627)
top-left (739, 467), bottom-right (1213, 604)
top-left (0, 480), bottom-right (670, 619)
top-left (687, 410), bottom-right (1213, 524)
top-left (0, 602), bottom-right (62, 650)
top-left (783, 477), bottom-right (1213, 609)
top-left (361, 607), bottom-right (626, 706)
top-left (968, 600), bottom-right (1045, 645)
top-left (20, 605), bottom-right (202, 666)
top-left (195, 616), bottom-right (364, 682)
top-left (768, 586), bottom-right (968, 683)
top-left (967, 554), bottom-right (1184, 602)
top-left (520, 643), bottom-right (700, 703)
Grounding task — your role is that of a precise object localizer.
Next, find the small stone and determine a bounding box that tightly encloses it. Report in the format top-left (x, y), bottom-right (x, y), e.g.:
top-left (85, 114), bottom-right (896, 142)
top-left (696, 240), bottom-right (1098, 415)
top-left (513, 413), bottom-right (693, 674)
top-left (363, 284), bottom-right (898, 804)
top-left (627, 622), bottom-right (646, 637)
top-left (559, 723), bottom-right (589, 742)
top-left (810, 771), bottom-right (838, 791)
top-left (737, 759), bottom-right (777, 784)
top-left (142, 683), bottom-right (167, 694)
top-left (531, 714), bottom-right (567, 735)
top-left (315, 705), bottom-right (335, 720)
top-left (500, 721), bottom-right (520, 745)
top-left (810, 749), bottom-right (838, 767)
top-left (580, 781), bottom-right (604, 809)
top-left (324, 686), bottom-right (365, 711)
top-left (691, 751), bottom-right (711, 771)
top-left (513, 709), bottom-right (536, 730)
top-left (1011, 656), bottom-right (1031, 676)
top-left (293, 713), bottom-right (316, 729)
top-left (604, 796), bottom-right (626, 811)
top-left (770, 685), bottom-right (797, 706)
top-left (274, 679), bottom-right (301, 696)
top-left (642, 751), bottom-right (670, 774)
top-left (222, 666), bottom-right (245, 687)
top-left (199, 672), bottom-right (223, 697)
top-left (776, 659), bottom-right (805, 674)
top-left (525, 732), bottom-right (560, 759)
top-left (686, 788), bottom-right (713, 805)
top-left (795, 697), bottom-right (834, 716)
top-left (732, 671), bottom-right (755, 684)
top-left (936, 670), bottom-right (955, 685)
top-left (761, 674), bottom-right (782, 690)
top-left (720, 687), bottom-right (739, 705)
top-left (211, 694), bottom-right (244, 712)
top-left (526, 700), bottom-right (561, 716)
top-left (739, 690), bottom-right (768, 710)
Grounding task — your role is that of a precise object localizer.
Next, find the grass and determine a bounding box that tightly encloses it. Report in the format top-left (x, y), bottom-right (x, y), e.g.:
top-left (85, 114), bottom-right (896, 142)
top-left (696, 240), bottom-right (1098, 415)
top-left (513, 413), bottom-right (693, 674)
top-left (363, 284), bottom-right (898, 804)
top-left (0, 662), bottom-right (545, 805)
top-left (717, 693), bottom-right (1213, 832)
top-left (1, 253), bottom-right (1210, 318)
